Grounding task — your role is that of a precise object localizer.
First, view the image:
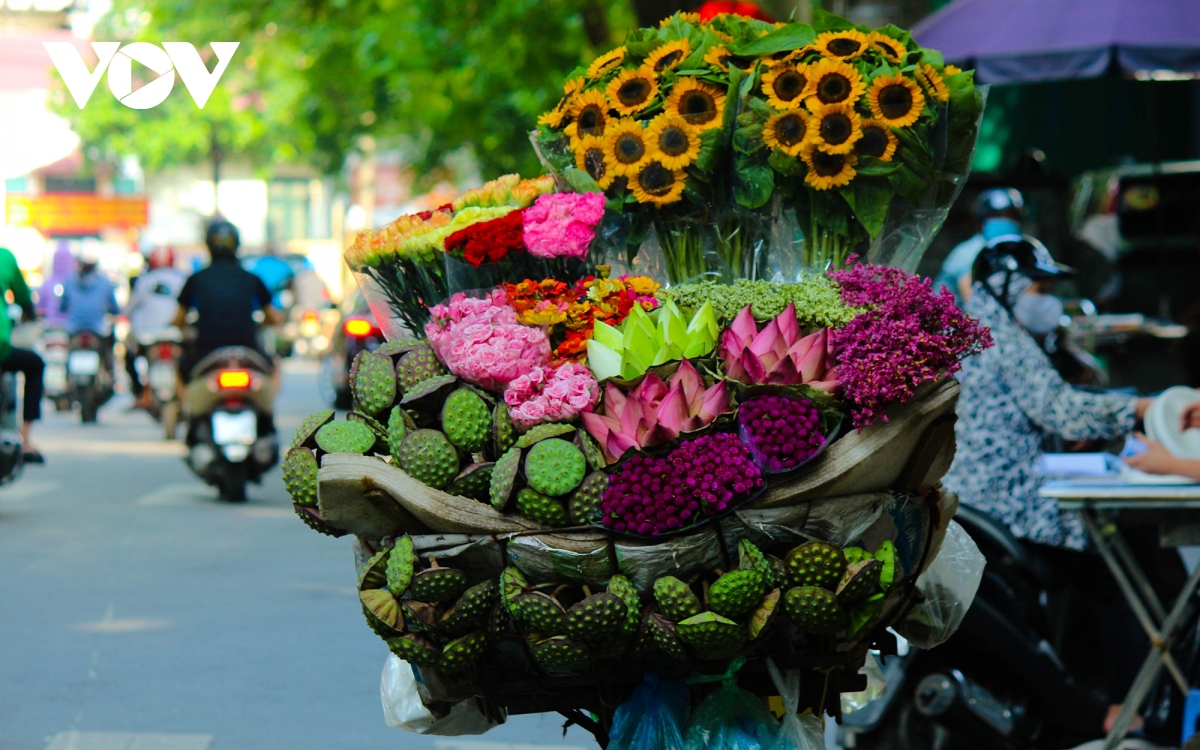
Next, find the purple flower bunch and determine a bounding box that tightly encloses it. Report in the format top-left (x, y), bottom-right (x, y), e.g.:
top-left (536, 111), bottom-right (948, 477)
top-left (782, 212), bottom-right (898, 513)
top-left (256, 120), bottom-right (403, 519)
top-left (672, 433), bottom-right (764, 514)
top-left (738, 394), bottom-right (825, 471)
top-left (829, 261), bottom-right (992, 428)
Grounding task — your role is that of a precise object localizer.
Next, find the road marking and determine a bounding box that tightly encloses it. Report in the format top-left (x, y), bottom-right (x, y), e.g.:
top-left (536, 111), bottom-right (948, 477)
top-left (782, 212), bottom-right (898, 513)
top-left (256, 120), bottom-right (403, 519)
top-left (0, 479), bottom-right (60, 504)
top-left (134, 484), bottom-right (211, 507)
top-left (432, 743), bottom-right (586, 750)
top-left (76, 619), bottom-right (173, 634)
top-left (41, 438), bottom-right (185, 458)
top-left (234, 507), bottom-right (293, 518)
top-left (45, 732), bottom-right (211, 750)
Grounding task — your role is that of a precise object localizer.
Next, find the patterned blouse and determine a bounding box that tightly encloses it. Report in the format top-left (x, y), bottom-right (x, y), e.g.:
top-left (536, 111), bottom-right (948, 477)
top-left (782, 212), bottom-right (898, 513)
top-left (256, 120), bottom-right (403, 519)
top-left (943, 277), bottom-right (1138, 549)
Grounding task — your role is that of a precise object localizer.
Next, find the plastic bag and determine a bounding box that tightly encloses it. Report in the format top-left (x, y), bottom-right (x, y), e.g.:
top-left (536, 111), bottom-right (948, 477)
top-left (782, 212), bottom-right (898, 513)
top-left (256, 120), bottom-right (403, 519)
top-left (894, 520), bottom-right (986, 649)
top-left (380, 654), bottom-right (504, 736)
top-left (841, 652), bottom-right (887, 715)
top-left (684, 658), bottom-right (780, 750)
top-left (767, 659), bottom-right (824, 750)
top-left (609, 673), bottom-right (690, 750)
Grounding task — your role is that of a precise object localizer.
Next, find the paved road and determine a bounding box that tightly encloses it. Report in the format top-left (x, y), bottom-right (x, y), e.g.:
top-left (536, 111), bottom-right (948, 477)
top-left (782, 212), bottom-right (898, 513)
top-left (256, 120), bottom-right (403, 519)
top-left (0, 361), bottom-right (590, 750)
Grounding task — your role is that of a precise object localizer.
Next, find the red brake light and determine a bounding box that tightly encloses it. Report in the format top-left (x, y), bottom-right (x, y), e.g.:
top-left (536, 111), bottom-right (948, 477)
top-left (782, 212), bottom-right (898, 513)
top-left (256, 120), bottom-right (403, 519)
top-left (344, 319), bottom-right (372, 337)
top-left (157, 344), bottom-right (175, 359)
top-left (218, 370), bottom-right (251, 389)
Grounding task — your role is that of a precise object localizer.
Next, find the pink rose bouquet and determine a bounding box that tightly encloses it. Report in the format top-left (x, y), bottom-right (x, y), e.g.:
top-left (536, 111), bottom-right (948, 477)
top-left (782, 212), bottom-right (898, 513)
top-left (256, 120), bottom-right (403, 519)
top-left (425, 291), bottom-right (552, 392)
top-left (521, 192), bottom-right (606, 260)
top-left (505, 362), bottom-right (600, 430)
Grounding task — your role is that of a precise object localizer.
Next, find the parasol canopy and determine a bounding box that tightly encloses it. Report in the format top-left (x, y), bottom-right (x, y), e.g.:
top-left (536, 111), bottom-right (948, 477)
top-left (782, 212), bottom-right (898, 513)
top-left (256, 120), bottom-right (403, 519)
top-left (912, 0), bottom-right (1200, 84)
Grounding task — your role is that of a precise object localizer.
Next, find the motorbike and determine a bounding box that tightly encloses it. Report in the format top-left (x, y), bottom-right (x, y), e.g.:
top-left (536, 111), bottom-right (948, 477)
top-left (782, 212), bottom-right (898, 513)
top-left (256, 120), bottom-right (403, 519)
top-left (137, 328), bottom-right (183, 439)
top-left (319, 296), bottom-right (382, 410)
top-left (182, 346), bottom-right (279, 502)
top-left (67, 330), bottom-right (115, 423)
top-left (0, 372), bottom-right (24, 489)
top-left (40, 327), bottom-right (71, 412)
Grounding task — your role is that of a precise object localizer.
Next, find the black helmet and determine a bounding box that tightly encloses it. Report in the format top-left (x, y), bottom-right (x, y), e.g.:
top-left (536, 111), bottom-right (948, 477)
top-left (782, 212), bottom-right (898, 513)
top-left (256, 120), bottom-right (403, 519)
top-left (973, 234), bottom-right (1074, 310)
top-left (973, 188), bottom-right (1025, 222)
top-left (205, 219), bottom-right (240, 257)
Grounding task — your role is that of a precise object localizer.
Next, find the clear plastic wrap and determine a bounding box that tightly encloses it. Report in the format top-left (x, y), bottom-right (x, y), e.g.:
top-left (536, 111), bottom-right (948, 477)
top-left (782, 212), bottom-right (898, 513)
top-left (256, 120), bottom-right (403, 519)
top-left (894, 520), bottom-right (986, 649)
top-left (840, 652), bottom-right (887, 715)
top-left (767, 659), bottom-right (825, 750)
top-left (609, 673), bottom-right (691, 750)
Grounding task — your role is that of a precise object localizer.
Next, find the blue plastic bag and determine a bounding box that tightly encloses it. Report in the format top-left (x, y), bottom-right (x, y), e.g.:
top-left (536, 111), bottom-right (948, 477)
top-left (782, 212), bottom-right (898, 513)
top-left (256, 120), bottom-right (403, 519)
top-left (684, 658), bottom-right (780, 750)
top-left (609, 673), bottom-right (690, 750)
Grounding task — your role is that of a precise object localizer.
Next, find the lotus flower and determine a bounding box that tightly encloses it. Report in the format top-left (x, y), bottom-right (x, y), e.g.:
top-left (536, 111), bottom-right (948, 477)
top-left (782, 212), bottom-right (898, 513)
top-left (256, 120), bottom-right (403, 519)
top-left (718, 303), bottom-right (840, 392)
top-left (581, 359), bottom-right (731, 462)
top-left (586, 299), bottom-right (719, 382)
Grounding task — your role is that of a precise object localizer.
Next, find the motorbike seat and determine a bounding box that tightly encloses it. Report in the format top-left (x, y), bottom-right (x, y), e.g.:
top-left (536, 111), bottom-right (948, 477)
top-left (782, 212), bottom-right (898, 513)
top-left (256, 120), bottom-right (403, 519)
top-left (189, 346), bottom-right (272, 381)
top-left (955, 504), bottom-right (1053, 587)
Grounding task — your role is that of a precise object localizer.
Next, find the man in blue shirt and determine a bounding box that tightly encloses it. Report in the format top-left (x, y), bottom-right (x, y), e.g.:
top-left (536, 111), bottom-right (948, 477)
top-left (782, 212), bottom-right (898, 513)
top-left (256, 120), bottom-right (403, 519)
top-left (60, 249), bottom-right (119, 335)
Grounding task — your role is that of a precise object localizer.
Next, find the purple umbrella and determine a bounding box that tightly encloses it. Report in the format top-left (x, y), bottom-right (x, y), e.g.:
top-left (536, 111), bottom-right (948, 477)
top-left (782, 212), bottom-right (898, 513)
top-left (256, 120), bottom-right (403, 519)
top-left (913, 0), bottom-right (1200, 84)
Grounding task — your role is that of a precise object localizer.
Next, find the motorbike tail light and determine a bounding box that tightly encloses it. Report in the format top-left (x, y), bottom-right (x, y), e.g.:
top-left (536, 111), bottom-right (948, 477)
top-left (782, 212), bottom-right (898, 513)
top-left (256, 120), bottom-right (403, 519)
top-left (218, 370), bottom-right (251, 389)
top-left (157, 343), bottom-right (175, 359)
top-left (344, 319), bottom-right (372, 337)
top-left (303, 310), bottom-right (318, 322)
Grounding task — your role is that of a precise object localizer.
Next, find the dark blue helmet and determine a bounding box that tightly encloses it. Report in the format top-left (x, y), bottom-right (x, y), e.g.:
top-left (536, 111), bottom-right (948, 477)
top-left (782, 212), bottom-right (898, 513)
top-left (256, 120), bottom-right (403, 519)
top-left (205, 219), bottom-right (240, 257)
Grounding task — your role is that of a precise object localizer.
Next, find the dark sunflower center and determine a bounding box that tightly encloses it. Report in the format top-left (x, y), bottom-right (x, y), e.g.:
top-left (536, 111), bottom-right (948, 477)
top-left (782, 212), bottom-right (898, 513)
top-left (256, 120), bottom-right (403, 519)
top-left (816, 73), bottom-right (851, 103)
top-left (775, 114), bottom-right (806, 146)
top-left (658, 126), bottom-right (689, 156)
top-left (769, 50), bottom-right (793, 62)
top-left (584, 148), bottom-right (607, 180)
top-left (827, 38), bottom-right (862, 56)
top-left (724, 54), bottom-right (754, 70)
top-left (879, 41), bottom-right (902, 59)
top-left (819, 113), bottom-right (853, 145)
top-left (858, 126), bottom-right (888, 157)
top-left (638, 162), bottom-right (676, 195)
top-left (654, 50), bottom-right (683, 72)
top-left (878, 84), bottom-right (914, 119)
top-left (614, 133), bottom-right (647, 164)
top-left (577, 105), bottom-right (605, 134)
top-left (811, 149), bottom-right (847, 176)
top-left (679, 90), bottom-right (718, 123)
top-left (772, 70), bottom-right (807, 102)
top-left (617, 78), bottom-right (652, 107)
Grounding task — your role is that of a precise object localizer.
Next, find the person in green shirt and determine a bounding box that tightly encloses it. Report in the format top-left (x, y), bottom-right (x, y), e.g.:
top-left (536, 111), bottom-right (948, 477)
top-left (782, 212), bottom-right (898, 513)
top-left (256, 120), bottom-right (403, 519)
top-left (0, 247), bottom-right (44, 463)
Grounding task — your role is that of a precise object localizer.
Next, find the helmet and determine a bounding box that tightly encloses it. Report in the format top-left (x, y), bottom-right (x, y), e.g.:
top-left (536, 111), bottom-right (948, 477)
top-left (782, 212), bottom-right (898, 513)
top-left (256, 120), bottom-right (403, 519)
top-left (148, 247), bottom-right (175, 270)
top-left (205, 219), bottom-right (240, 257)
top-left (973, 234), bottom-right (1074, 310)
top-left (77, 245), bottom-right (101, 268)
top-left (973, 188), bottom-right (1025, 222)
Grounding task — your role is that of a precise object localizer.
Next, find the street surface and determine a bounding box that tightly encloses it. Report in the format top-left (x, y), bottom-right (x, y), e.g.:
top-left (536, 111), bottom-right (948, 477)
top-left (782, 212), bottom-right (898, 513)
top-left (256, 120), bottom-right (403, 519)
top-left (0, 360), bottom-right (590, 750)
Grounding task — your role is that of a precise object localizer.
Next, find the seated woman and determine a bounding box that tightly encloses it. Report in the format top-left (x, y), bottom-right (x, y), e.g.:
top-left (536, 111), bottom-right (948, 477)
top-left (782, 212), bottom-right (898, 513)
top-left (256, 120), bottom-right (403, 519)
top-left (1125, 402), bottom-right (1200, 480)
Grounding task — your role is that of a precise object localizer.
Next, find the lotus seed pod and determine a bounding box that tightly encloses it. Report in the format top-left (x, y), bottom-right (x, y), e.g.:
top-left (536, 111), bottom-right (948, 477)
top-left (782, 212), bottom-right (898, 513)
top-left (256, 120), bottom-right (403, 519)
top-left (575, 429), bottom-right (607, 471)
top-left (441, 388), bottom-right (491, 453)
top-left (293, 504), bottom-right (347, 537)
top-left (631, 610), bottom-right (657, 658)
top-left (737, 539), bottom-right (776, 583)
top-left (648, 613), bottom-right (688, 660)
top-left (606, 575), bottom-right (641, 636)
top-left (785, 540), bottom-right (847, 590)
top-left (524, 439), bottom-right (586, 497)
top-left (489, 448), bottom-right (522, 510)
top-left (446, 463), bottom-right (495, 502)
top-left (783, 585), bottom-right (847, 635)
top-left (493, 402), bottom-right (517, 455)
top-left (347, 411), bottom-right (389, 453)
top-left (409, 565), bottom-right (469, 603)
top-left (386, 536), bottom-right (416, 597)
top-left (500, 566), bottom-right (530, 617)
top-left (352, 351), bottom-right (397, 415)
top-left (400, 374), bottom-right (458, 426)
top-left (836, 559), bottom-right (883, 606)
top-left (676, 611), bottom-right (746, 660)
top-left (358, 546), bottom-right (390, 591)
top-left (566, 592), bottom-right (629, 644)
top-left (531, 636), bottom-right (591, 672)
top-left (653, 576), bottom-right (702, 622)
top-left (568, 471), bottom-right (608, 526)
top-left (291, 410), bottom-right (334, 449)
top-left (396, 429), bottom-right (460, 489)
top-left (386, 634), bottom-right (440, 667)
top-left (748, 589), bottom-right (781, 640)
top-left (440, 579), bottom-right (499, 637)
top-left (387, 405), bottom-right (409, 460)
top-left (315, 420), bottom-right (376, 454)
top-left (515, 487), bottom-right (570, 527)
top-left (401, 600), bottom-right (439, 633)
top-left (281, 447), bottom-right (318, 506)
top-left (440, 630), bottom-right (488, 672)
top-left (708, 569), bottom-right (768, 619)
top-left (511, 591), bottom-right (567, 636)
top-left (360, 588), bottom-right (404, 634)
top-left (516, 423), bottom-right (576, 449)
top-left (376, 336), bottom-right (424, 359)
top-left (397, 346), bottom-right (447, 394)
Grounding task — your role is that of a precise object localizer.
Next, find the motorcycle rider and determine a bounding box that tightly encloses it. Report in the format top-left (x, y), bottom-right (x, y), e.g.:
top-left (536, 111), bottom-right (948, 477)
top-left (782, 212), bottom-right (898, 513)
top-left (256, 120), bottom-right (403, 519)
top-left (124, 247), bottom-right (186, 409)
top-left (59, 246), bottom-right (119, 354)
top-left (0, 245), bottom-right (45, 463)
top-left (935, 187), bottom-right (1026, 304)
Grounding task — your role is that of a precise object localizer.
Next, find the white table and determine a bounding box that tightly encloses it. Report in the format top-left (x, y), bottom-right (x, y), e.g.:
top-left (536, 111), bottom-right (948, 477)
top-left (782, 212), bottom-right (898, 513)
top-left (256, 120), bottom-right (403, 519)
top-left (1040, 481), bottom-right (1200, 750)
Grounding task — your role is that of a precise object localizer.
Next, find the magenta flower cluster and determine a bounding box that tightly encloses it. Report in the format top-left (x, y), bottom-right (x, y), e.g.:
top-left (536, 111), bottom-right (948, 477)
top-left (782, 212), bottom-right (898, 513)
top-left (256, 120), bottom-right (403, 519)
top-left (829, 261), bottom-right (992, 428)
top-left (424, 290), bottom-right (552, 393)
top-left (504, 362), bottom-right (600, 431)
top-left (600, 433), bottom-right (763, 536)
top-left (521, 192), bottom-right (606, 260)
top-left (737, 394), bottom-right (825, 471)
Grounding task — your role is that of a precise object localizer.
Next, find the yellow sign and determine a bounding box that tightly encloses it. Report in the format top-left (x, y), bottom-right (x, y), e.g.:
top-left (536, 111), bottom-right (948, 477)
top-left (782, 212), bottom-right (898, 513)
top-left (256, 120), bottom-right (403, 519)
top-left (5, 195), bottom-right (148, 234)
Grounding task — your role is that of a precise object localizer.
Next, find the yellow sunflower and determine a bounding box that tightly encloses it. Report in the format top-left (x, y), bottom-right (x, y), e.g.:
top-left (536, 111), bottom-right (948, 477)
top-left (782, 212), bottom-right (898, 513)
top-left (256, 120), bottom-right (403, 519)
top-left (666, 78), bottom-right (727, 131)
top-left (868, 31), bottom-right (906, 63)
top-left (800, 142), bottom-right (858, 190)
top-left (587, 47), bottom-right (626, 79)
top-left (762, 63), bottom-right (811, 110)
top-left (856, 119), bottom-right (898, 162)
top-left (762, 110), bottom-right (809, 156)
top-left (804, 57), bottom-right (867, 107)
top-left (574, 135), bottom-right (615, 189)
top-left (538, 103), bottom-right (568, 129)
top-left (945, 64), bottom-right (963, 76)
top-left (660, 11), bottom-right (700, 26)
top-left (813, 29), bottom-right (870, 59)
top-left (606, 66), bottom-right (661, 115)
top-left (705, 44), bottom-right (754, 72)
top-left (647, 39), bottom-right (692, 73)
top-left (866, 74), bottom-right (925, 127)
top-left (564, 89), bottom-right (612, 143)
top-left (603, 118), bottom-right (652, 176)
top-left (917, 63), bottom-right (949, 102)
top-left (630, 160), bottom-right (686, 206)
top-left (646, 113), bottom-right (701, 169)
top-left (563, 77), bottom-right (586, 97)
top-left (712, 29), bottom-right (734, 43)
top-left (805, 101), bottom-right (863, 154)
top-left (763, 48), bottom-right (801, 65)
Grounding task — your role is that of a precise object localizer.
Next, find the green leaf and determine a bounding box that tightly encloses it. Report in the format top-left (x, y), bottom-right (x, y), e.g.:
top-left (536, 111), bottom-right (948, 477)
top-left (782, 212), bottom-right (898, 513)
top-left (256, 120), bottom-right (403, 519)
top-left (918, 48), bottom-right (945, 69)
top-left (854, 155), bottom-right (900, 177)
top-left (887, 164), bottom-right (927, 203)
top-left (875, 540), bottom-right (896, 591)
top-left (851, 176), bottom-right (894, 239)
top-left (767, 149), bottom-right (804, 177)
top-left (561, 167), bottom-right (601, 194)
top-left (810, 8), bottom-right (856, 33)
top-left (733, 160), bottom-right (774, 210)
top-left (732, 23), bottom-right (815, 56)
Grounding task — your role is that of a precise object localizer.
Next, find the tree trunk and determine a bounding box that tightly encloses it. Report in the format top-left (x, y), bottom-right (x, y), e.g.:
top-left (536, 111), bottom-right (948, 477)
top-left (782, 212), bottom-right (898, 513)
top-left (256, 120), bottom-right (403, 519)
top-left (580, 0), bottom-right (612, 47)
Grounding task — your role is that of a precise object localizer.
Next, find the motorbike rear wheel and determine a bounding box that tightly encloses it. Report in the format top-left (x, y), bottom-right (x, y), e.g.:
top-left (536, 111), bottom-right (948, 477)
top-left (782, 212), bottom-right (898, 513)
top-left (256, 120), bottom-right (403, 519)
top-left (80, 390), bottom-right (98, 423)
top-left (218, 463), bottom-right (247, 502)
top-left (162, 401), bottom-right (180, 440)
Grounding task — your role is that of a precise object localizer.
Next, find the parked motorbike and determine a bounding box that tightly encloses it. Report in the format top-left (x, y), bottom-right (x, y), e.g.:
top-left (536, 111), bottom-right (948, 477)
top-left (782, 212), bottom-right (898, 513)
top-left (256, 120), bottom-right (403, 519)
top-left (40, 327), bottom-right (71, 412)
top-left (319, 297), bottom-right (382, 410)
top-left (67, 330), bottom-right (114, 423)
top-left (0, 372), bottom-right (24, 489)
top-left (137, 328), bottom-right (183, 438)
top-left (182, 347), bottom-right (278, 502)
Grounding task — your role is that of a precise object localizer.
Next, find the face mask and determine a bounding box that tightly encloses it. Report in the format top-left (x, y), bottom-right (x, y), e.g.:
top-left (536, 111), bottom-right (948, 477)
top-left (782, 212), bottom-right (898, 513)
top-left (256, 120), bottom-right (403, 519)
top-left (982, 217), bottom-right (1021, 241)
top-left (1012, 292), bottom-right (1064, 335)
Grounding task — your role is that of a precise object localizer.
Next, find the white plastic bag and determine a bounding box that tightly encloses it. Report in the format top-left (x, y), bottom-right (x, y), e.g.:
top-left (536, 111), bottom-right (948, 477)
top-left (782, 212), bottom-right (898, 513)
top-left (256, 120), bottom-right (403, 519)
top-left (894, 520), bottom-right (985, 649)
top-left (840, 652), bottom-right (887, 714)
top-left (767, 658), bottom-right (824, 750)
top-left (380, 654), bottom-right (504, 736)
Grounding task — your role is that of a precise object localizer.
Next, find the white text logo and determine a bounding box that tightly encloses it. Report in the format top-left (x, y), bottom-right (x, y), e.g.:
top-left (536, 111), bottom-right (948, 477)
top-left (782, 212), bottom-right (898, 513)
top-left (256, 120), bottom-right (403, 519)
top-left (44, 42), bottom-right (240, 110)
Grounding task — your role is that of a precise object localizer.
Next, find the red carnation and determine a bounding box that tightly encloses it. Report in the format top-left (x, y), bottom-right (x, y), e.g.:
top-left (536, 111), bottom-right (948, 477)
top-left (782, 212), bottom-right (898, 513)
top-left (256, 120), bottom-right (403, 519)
top-left (444, 209), bottom-right (527, 268)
